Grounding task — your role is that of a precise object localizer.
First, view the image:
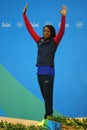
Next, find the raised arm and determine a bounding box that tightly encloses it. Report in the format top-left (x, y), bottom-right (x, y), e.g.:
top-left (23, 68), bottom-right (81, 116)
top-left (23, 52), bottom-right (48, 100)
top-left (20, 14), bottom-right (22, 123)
top-left (23, 4), bottom-right (41, 43)
top-left (54, 5), bottom-right (67, 45)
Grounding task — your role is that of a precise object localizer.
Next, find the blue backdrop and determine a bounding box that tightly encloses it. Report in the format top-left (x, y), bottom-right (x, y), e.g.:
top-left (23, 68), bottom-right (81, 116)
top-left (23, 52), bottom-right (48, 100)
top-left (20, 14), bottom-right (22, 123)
top-left (0, 0), bottom-right (87, 119)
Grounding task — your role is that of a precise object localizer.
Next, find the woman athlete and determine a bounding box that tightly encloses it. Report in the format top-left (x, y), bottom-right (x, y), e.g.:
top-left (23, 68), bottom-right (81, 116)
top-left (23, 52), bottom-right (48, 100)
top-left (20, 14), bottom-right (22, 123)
top-left (23, 3), bottom-right (67, 119)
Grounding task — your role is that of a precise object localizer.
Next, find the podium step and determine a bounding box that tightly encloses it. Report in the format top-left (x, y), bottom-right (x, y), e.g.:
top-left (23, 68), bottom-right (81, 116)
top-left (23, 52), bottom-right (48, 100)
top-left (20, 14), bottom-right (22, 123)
top-left (0, 116), bottom-right (39, 126)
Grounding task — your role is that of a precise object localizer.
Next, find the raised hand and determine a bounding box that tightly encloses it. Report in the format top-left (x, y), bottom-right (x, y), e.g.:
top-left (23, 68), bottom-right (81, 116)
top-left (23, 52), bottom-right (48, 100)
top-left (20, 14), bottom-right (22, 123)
top-left (23, 3), bottom-right (28, 14)
top-left (60, 5), bottom-right (67, 16)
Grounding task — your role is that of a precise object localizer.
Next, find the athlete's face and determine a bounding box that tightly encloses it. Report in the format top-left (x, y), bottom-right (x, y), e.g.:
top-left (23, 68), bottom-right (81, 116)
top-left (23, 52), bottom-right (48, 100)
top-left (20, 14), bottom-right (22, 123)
top-left (43, 27), bottom-right (51, 39)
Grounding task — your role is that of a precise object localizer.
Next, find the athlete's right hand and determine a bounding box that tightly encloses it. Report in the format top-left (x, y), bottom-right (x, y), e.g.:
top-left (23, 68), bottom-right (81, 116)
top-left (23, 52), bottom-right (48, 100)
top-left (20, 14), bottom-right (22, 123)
top-left (23, 3), bottom-right (28, 14)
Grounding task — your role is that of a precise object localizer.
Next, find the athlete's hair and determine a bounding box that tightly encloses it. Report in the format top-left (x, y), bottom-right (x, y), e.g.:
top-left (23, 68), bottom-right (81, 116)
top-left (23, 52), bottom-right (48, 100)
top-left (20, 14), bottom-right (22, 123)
top-left (43, 25), bottom-right (56, 38)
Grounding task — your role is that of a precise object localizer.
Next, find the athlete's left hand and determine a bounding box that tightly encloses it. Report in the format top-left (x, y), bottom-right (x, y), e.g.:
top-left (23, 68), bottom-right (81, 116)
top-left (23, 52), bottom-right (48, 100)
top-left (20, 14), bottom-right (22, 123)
top-left (60, 5), bottom-right (67, 16)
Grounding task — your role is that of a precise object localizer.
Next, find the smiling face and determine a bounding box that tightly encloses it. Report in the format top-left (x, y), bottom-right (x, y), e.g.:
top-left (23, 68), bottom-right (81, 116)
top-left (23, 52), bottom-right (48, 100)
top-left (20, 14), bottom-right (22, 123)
top-left (43, 25), bottom-right (56, 39)
top-left (43, 27), bottom-right (52, 39)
